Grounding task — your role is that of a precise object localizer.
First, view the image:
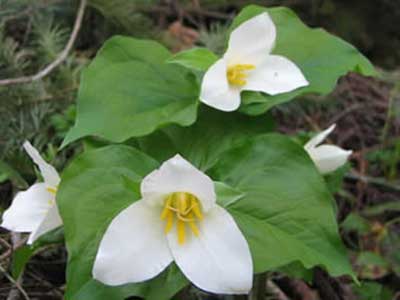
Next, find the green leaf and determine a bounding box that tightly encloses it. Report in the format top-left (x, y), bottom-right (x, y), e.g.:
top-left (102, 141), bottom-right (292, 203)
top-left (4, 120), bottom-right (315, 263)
top-left (352, 282), bottom-right (394, 300)
top-left (209, 134), bottom-right (354, 278)
top-left (341, 213), bottom-right (370, 234)
top-left (74, 264), bottom-right (188, 300)
top-left (229, 5), bottom-right (377, 115)
top-left (57, 145), bottom-right (189, 300)
top-left (62, 36), bottom-right (199, 146)
top-left (58, 134), bottom-right (353, 298)
top-left (138, 106), bottom-right (275, 171)
top-left (167, 47), bottom-right (218, 71)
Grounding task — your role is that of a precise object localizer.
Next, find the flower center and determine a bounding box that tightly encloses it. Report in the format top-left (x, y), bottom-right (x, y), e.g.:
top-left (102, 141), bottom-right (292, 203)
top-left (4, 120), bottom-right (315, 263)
top-left (160, 192), bottom-right (203, 245)
top-left (226, 64), bottom-right (255, 86)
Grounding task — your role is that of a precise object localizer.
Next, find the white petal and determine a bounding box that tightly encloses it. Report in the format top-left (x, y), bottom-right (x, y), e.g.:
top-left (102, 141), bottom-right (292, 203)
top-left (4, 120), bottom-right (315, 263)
top-left (244, 55), bottom-right (308, 95)
top-left (307, 145), bottom-right (352, 174)
top-left (93, 200), bottom-right (173, 285)
top-left (225, 12), bottom-right (276, 65)
top-left (1, 183), bottom-right (53, 233)
top-left (167, 205), bottom-right (253, 294)
top-left (304, 124), bottom-right (336, 150)
top-left (27, 204), bottom-right (63, 244)
top-left (141, 155), bottom-right (216, 211)
top-left (23, 141), bottom-right (60, 187)
top-left (200, 58), bottom-right (241, 112)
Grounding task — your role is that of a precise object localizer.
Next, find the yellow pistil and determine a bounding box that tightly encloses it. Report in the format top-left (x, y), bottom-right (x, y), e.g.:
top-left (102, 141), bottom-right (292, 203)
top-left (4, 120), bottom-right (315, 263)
top-left (226, 64), bottom-right (255, 86)
top-left (160, 192), bottom-right (203, 245)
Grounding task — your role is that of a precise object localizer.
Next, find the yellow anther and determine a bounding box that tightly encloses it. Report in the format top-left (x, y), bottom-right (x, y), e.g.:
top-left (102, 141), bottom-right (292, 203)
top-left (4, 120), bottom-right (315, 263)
top-left (160, 192), bottom-right (203, 245)
top-left (227, 64), bottom-right (255, 86)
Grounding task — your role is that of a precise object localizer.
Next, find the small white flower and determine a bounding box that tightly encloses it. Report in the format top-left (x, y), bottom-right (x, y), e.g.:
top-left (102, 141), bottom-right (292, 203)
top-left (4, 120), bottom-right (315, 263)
top-left (200, 12), bottom-right (309, 112)
top-left (304, 124), bottom-right (352, 174)
top-left (1, 141), bottom-right (62, 244)
top-left (93, 154), bottom-right (253, 294)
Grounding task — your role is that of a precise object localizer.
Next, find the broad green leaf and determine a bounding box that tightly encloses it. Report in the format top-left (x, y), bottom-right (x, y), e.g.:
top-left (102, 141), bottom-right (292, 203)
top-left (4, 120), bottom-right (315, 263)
top-left (57, 145), bottom-right (188, 300)
top-left (138, 106), bottom-right (275, 171)
top-left (62, 36), bottom-right (199, 146)
top-left (167, 47), bottom-right (218, 71)
top-left (231, 5), bottom-right (376, 115)
top-left (209, 134), bottom-right (355, 278)
top-left (74, 264), bottom-right (188, 300)
top-left (58, 135), bottom-right (354, 299)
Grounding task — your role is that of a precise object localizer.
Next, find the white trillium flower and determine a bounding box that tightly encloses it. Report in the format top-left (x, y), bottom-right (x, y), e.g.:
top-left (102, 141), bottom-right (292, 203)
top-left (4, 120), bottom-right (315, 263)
top-left (200, 12), bottom-right (309, 112)
top-left (304, 124), bottom-right (353, 174)
top-left (1, 141), bottom-right (62, 244)
top-left (93, 154), bottom-right (253, 294)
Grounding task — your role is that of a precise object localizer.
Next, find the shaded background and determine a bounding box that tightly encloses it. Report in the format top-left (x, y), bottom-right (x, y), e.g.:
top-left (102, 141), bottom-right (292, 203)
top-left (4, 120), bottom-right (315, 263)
top-left (0, 1), bottom-right (399, 299)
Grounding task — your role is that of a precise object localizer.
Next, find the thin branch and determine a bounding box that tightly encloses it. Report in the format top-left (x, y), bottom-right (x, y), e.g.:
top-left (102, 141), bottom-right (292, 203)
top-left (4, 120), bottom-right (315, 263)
top-left (0, 0), bottom-right (87, 86)
top-left (345, 172), bottom-right (400, 192)
top-left (0, 236), bottom-right (29, 262)
top-left (0, 264), bottom-right (30, 300)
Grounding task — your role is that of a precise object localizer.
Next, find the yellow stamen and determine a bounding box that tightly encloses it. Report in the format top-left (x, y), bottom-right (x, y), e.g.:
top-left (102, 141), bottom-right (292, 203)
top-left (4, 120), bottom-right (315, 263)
top-left (165, 211), bottom-right (174, 233)
top-left (46, 187), bottom-right (57, 194)
top-left (187, 212), bottom-right (200, 237)
top-left (160, 192), bottom-right (203, 245)
top-left (177, 219), bottom-right (186, 245)
top-left (160, 195), bottom-right (173, 220)
top-left (227, 64), bottom-right (255, 86)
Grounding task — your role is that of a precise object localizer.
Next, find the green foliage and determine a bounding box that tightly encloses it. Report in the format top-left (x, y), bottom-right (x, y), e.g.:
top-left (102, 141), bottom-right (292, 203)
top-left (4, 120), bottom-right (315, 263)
top-left (233, 6), bottom-right (376, 115)
top-left (352, 282), bottom-right (394, 300)
top-left (367, 138), bottom-right (400, 180)
top-left (168, 48), bottom-right (218, 72)
top-left (57, 131), bottom-right (353, 299)
top-left (341, 213), bottom-right (370, 234)
top-left (62, 36), bottom-right (199, 146)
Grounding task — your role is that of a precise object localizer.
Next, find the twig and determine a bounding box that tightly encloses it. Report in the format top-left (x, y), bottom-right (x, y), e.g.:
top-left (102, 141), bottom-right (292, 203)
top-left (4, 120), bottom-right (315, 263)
top-left (0, 264), bottom-right (30, 300)
top-left (0, 236), bottom-right (29, 262)
top-left (345, 172), bottom-right (400, 192)
top-left (26, 270), bottom-right (63, 298)
top-left (3, 233), bottom-right (30, 300)
top-left (0, 0), bottom-right (87, 86)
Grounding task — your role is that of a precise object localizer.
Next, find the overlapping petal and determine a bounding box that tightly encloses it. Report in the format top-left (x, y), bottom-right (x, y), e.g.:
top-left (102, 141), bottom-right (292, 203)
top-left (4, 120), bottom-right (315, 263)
top-left (167, 205), bottom-right (253, 294)
top-left (307, 144), bottom-right (352, 174)
top-left (244, 55), bottom-right (309, 95)
top-left (23, 141), bottom-right (60, 187)
top-left (304, 124), bottom-right (352, 174)
top-left (225, 12), bottom-right (276, 66)
top-left (199, 59), bottom-right (241, 112)
top-left (93, 200), bottom-right (173, 285)
top-left (28, 204), bottom-right (63, 244)
top-left (141, 155), bottom-right (216, 211)
top-left (304, 124), bottom-right (336, 150)
top-left (1, 183), bottom-right (53, 233)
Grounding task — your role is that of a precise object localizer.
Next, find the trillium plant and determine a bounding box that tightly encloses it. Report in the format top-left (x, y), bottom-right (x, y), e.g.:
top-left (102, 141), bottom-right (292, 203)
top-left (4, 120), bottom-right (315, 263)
top-left (1, 5), bottom-right (376, 300)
